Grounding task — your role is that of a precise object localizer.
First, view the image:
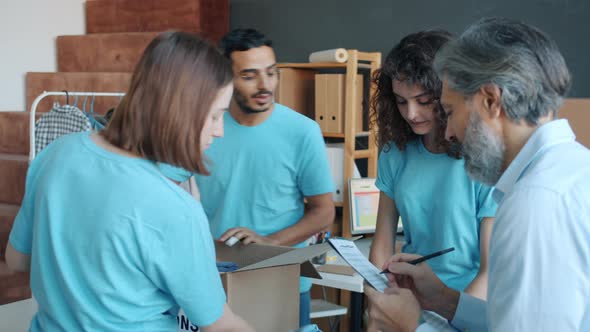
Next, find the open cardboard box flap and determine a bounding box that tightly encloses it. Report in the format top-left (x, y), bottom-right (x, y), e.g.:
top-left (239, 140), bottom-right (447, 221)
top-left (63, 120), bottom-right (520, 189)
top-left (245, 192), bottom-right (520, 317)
top-left (215, 241), bottom-right (332, 279)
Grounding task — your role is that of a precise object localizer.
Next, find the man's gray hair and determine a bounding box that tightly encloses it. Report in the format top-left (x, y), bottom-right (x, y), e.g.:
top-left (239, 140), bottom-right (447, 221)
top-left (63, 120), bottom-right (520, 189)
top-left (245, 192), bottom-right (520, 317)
top-left (434, 17), bottom-right (571, 125)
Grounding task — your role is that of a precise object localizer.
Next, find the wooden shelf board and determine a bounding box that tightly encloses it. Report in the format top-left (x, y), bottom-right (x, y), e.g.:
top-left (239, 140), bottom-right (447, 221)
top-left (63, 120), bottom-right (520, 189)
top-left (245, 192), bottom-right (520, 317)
top-left (278, 62), bottom-right (372, 70)
top-left (322, 131), bottom-right (370, 138)
top-left (323, 132), bottom-right (345, 138)
top-left (310, 299), bottom-right (347, 319)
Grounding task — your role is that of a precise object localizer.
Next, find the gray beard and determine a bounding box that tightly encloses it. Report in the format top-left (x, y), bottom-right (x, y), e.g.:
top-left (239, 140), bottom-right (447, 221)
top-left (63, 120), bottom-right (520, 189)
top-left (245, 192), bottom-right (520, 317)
top-left (462, 111), bottom-right (506, 186)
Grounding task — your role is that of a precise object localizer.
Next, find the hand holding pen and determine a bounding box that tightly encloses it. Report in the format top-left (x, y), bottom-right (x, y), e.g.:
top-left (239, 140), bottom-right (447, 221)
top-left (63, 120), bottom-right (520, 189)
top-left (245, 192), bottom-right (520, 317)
top-left (378, 249), bottom-right (457, 313)
top-left (380, 247), bottom-right (455, 274)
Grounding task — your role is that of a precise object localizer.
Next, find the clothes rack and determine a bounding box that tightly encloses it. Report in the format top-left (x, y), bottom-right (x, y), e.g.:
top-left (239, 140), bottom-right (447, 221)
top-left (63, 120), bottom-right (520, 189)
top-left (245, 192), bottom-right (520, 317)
top-left (29, 91), bottom-right (125, 162)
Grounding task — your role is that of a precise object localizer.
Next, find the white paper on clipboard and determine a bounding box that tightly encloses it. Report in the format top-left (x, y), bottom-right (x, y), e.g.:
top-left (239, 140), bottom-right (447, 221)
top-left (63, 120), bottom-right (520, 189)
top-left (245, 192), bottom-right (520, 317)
top-left (327, 238), bottom-right (389, 292)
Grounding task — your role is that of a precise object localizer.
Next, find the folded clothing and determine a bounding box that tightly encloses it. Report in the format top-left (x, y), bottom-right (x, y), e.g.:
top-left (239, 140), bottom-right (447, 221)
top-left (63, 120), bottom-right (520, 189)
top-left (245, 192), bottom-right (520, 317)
top-left (216, 261), bottom-right (239, 273)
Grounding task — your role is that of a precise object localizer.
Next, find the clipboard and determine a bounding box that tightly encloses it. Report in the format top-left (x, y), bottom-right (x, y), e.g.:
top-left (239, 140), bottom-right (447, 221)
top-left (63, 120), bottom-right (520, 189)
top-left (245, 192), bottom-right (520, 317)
top-left (327, 238), bottom-right (389, 292)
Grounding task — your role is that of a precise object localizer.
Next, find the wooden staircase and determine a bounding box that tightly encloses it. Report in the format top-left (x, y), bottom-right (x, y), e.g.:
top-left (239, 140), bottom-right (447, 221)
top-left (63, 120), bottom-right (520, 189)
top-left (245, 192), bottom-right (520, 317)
top-left (57, 32), bottom-right (159, 72)
top-left (0, 111), bottom-right (32, 304)
top-left (0, 0), bottom-right (228, 305)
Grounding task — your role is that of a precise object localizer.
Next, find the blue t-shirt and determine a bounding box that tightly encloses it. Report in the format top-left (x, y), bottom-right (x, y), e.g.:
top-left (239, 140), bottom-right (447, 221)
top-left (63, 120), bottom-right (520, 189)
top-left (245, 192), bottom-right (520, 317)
top-left (9, 132), bottom-right (226, 331)
top-left (376, 139), bottom-right (497, 291)
top-left (195, 104), bottom-right (334, 292)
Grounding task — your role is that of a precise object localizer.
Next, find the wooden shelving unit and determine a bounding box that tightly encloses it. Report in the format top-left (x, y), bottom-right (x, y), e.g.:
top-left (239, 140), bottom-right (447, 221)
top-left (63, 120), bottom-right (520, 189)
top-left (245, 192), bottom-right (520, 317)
top-left (278, 50), bottom-right (381, 332)
top-left (278, 50), bottom-right (381, 238)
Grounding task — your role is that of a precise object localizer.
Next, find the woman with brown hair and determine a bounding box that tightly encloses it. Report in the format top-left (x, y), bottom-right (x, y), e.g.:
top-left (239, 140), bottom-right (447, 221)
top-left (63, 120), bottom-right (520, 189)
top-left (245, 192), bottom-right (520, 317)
top-left (368, 30), bottom-right (497, 298)
top-left (6, 31), bottom-right (253, 331)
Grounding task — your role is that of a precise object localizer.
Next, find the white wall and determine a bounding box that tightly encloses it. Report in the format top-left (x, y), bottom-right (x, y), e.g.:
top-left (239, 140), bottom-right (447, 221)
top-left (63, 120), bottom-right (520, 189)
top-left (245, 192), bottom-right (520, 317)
top-left (0, 0), bottom-right (85, 111)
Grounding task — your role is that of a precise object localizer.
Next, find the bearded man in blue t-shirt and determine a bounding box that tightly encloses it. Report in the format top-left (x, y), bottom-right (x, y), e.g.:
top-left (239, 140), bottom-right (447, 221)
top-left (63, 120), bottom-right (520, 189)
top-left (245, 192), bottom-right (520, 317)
top-left (195, 28), bottom-right (336, 328)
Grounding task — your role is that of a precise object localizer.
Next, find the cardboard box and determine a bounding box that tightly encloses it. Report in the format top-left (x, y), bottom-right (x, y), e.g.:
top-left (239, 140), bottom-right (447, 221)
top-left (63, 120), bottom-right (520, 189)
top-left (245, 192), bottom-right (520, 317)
top-left (178, 242), bottom-right (331, 332)
top-left (276, 68), bottom-right (316, 119)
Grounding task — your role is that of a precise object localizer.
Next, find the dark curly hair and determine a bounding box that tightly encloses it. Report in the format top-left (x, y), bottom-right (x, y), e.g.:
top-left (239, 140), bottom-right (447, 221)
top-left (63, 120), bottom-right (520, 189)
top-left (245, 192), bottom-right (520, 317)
top-left (370, 30), bottom-right (460, 158)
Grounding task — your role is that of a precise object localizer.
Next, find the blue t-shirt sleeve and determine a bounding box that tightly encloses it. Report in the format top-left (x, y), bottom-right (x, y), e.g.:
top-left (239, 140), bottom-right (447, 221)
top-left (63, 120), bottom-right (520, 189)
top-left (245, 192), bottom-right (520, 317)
top-left (9, 137), bottom-right (79, 255)
top-left (8, 160), bottom-right (40, 255)
top-left (9, 203), bottom-right (33, 254)
top-left (142, 206), bottom-right (226, 327)
top-left (475, 182), bottom-right (498, 220)
top-left (297, 123), bottom-right (334, 196)
top-left (375, 144), bottom-right (400, 200)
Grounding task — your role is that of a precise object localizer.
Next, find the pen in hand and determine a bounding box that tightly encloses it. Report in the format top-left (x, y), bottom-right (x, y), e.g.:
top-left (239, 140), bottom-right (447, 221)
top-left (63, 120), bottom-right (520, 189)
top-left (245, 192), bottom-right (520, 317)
top-left (380, 247), bottom-right (455, 274)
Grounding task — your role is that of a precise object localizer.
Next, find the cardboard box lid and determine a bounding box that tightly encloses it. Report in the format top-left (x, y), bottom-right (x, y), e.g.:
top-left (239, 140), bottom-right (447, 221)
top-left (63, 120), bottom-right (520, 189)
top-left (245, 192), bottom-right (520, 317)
top-left (215, 242), bottom-right (332, 279)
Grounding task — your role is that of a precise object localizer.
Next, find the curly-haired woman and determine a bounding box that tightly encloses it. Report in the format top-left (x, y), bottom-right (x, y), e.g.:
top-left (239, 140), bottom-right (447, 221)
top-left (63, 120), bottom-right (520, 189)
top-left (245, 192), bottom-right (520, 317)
top-left (368, 30), bottom-right (496, 298)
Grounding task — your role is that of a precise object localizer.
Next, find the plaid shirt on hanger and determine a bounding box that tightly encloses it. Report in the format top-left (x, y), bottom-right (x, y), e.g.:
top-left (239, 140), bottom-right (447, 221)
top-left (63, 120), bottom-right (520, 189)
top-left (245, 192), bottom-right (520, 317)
top-left (34, 102), bottom-right (91, 154)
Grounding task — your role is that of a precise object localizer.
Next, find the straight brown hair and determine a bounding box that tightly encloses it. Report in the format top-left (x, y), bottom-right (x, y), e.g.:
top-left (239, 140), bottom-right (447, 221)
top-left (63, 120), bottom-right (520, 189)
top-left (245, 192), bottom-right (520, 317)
top-left (102, 31), bottom-right (232, 175)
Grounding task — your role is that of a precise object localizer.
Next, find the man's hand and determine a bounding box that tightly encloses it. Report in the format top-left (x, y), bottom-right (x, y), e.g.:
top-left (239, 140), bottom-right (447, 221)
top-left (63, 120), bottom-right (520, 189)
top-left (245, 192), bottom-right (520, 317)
top-left (218, 227), bottom-right (278, 245)
top-left (382, 253), bottom-right (459, 319)
top-left (365, 284), bottom-right (420, 332)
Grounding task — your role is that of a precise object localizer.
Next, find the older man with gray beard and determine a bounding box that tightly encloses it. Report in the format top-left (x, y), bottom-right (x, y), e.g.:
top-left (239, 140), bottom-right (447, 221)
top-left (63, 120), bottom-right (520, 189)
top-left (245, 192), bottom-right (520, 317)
top-left (365, 17), bottom-right (590, 332)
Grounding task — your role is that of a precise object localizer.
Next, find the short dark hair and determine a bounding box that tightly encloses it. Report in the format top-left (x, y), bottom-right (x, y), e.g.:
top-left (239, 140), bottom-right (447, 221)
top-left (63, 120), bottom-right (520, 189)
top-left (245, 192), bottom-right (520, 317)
top-left (102, 31), bottom-right (232, 175)
top-left (370, 30), bottom-right (459, 157)
top-left (219, 28), bottom-right (273, 58)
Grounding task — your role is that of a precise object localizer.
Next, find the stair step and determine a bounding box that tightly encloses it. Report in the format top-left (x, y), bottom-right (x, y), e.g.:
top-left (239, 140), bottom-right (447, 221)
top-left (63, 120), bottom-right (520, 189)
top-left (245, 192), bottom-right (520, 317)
top-left (0, 112), bottom-right (44, 155)
top-left (57, 32), bottom-right (158, 72)
top-left (85, 0), bottom-right (229, 42)
top-left (0, 261), bottom-right (31, 305)
top-left (0, 203), bottom-right (20, 261)
top-left (26, 72), bottom-right (131, 115)
top-left (0, 204), bottom-right (30, 306)
top-left (0, 155), bottom-right (28, 206)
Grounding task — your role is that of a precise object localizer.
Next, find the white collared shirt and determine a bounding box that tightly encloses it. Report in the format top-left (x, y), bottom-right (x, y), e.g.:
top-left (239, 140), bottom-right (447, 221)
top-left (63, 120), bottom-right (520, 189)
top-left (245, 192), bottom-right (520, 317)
top-left (441, 119), bottom-right (590, 331)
